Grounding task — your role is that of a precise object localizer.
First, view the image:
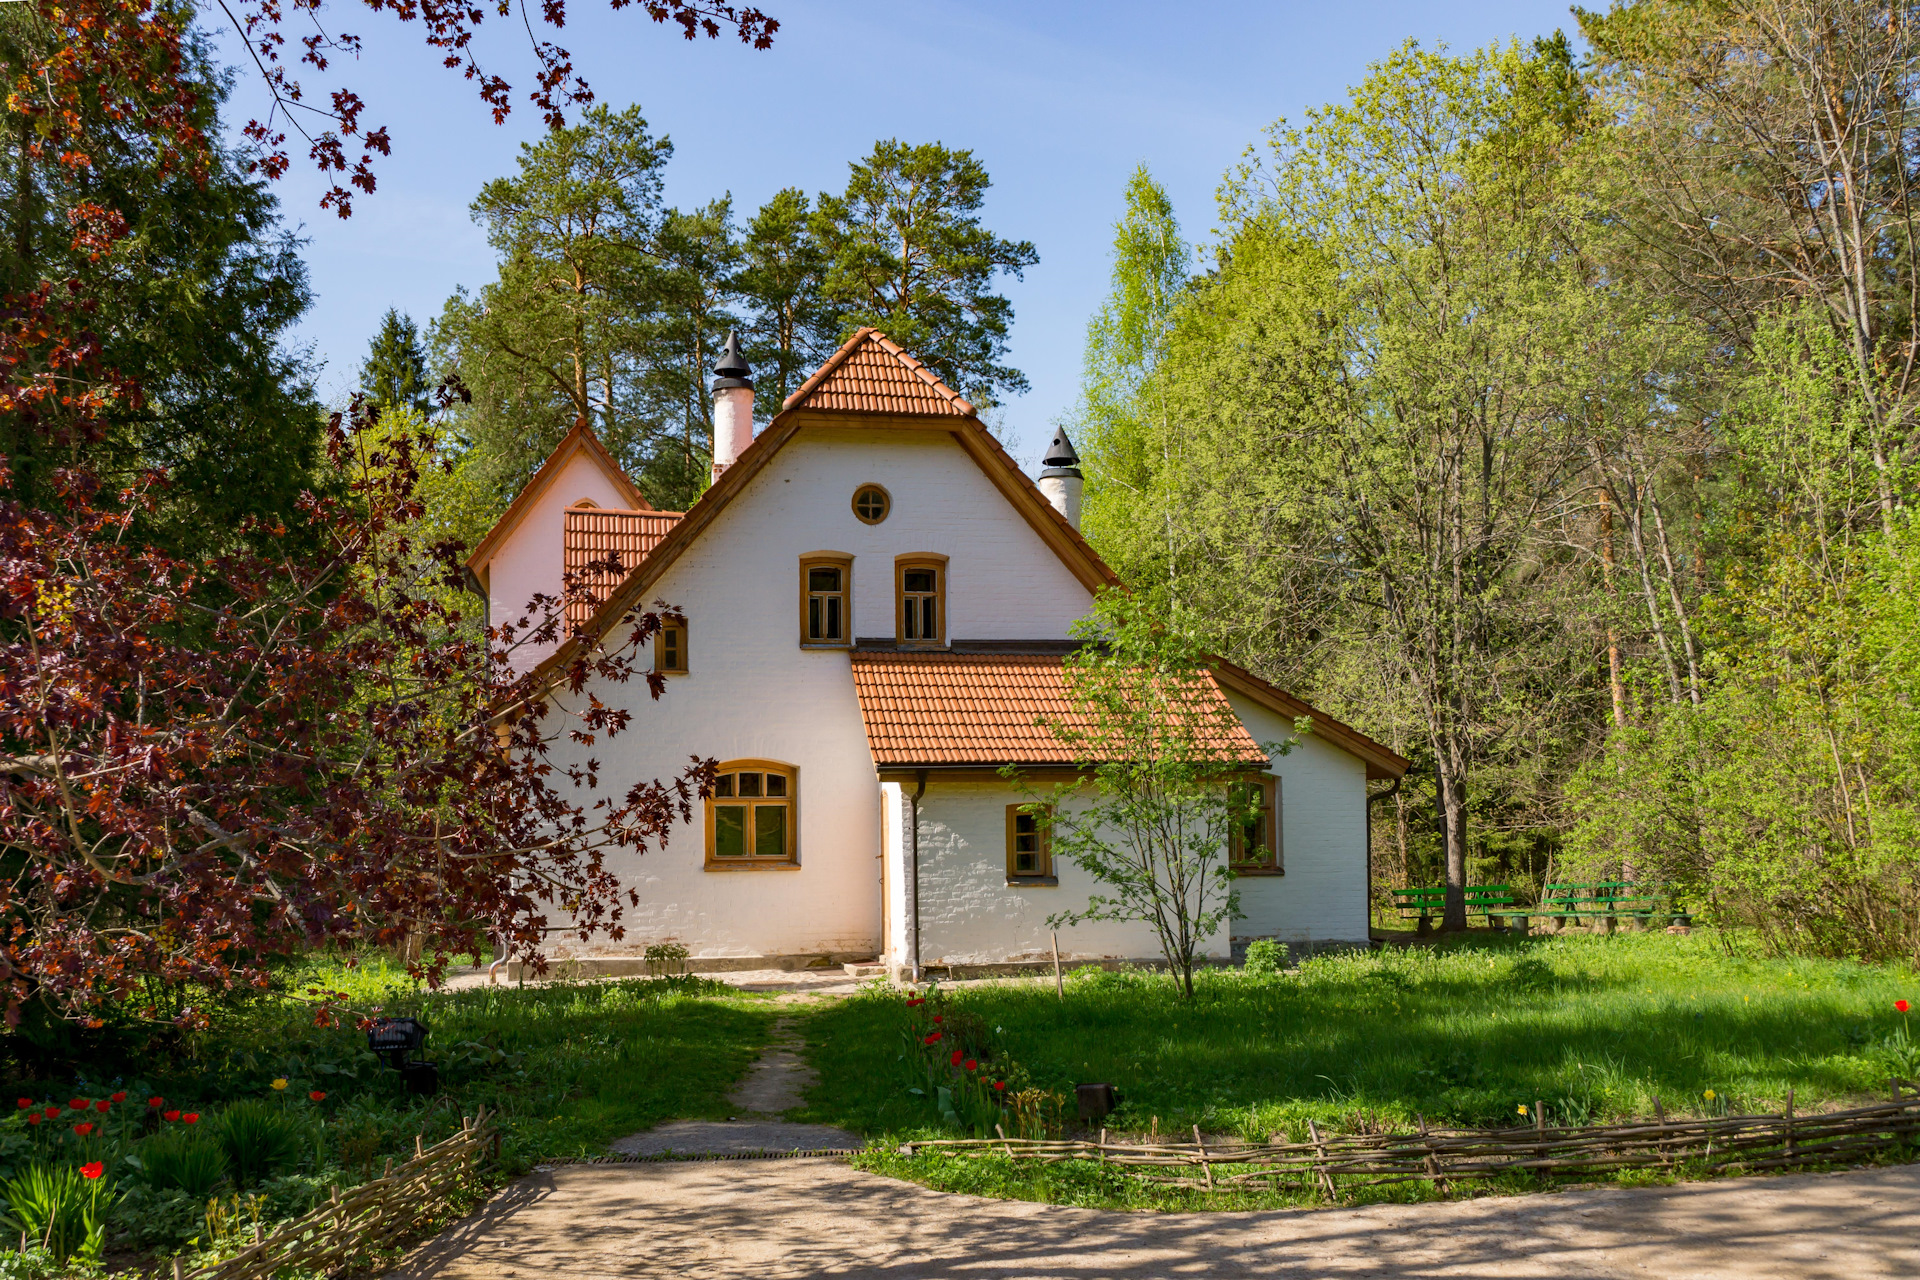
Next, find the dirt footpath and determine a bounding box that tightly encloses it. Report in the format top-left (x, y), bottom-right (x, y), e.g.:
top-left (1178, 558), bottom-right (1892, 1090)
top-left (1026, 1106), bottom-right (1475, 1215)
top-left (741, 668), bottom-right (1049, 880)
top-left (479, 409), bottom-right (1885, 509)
top-left (390, 1158), bottom-right (1920, 1279)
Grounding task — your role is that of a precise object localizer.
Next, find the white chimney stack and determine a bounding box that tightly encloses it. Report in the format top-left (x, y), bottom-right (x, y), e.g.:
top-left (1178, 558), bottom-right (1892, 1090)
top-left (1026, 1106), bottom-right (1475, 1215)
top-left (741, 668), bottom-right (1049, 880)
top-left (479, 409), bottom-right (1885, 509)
top-left (1037, 425), bottom-right (1083, 531)
top-left (711, 330), bottom-right (753, 483)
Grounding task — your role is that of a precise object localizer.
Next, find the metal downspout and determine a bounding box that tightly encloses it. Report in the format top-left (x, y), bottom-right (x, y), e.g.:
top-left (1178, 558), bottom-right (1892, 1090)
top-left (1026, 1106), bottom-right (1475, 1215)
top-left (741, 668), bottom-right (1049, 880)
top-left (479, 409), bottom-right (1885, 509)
top-left (909, 769), bottom-right (927, 983)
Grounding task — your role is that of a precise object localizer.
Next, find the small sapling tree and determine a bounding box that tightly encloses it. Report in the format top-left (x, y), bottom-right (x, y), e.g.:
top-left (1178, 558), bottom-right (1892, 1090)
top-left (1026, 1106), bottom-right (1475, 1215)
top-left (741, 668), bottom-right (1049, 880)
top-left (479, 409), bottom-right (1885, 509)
top-left (1009, 593), bottom-right (1286, 999)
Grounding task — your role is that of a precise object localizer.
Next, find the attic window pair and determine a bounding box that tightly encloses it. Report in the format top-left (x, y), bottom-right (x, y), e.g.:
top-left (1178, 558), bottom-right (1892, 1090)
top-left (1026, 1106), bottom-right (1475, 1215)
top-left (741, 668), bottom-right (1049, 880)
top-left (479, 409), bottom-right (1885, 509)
top-left (799, 554), bottom-right (947, 648)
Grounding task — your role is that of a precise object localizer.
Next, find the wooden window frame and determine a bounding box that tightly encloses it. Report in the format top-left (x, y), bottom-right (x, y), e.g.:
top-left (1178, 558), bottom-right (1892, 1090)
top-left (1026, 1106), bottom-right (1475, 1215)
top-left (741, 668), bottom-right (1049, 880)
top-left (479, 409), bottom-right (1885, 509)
top-left (705, 759), bottom-right (800, 870)
top-left (655, 621), bottom-right (688, 675)
top-left (1229, 775), bottom-right (1283, 874)
top-left (799, 552), bottom-right (854, 649)
top-left (1006, 803), bottom-right (1055, 885)
top-left (895, 553), bottom-right (949, 648)
top-left (851, 483), bottom-right (891, 525)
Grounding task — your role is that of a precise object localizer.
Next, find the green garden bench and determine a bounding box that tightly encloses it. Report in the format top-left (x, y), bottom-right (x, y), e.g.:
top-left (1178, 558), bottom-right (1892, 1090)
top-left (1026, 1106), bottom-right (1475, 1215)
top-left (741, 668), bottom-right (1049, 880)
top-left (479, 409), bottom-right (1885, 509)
top-left (1392, 885), bottom-right (1515, 934)
top-left (1488, 882), bottom-right (1689, 935)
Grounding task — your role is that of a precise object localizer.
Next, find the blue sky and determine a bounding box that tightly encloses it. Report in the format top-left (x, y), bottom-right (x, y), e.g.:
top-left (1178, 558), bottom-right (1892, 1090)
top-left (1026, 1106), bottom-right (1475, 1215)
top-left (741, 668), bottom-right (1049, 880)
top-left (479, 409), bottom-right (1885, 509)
top-left (226, 0), bottom-right (1581, 467)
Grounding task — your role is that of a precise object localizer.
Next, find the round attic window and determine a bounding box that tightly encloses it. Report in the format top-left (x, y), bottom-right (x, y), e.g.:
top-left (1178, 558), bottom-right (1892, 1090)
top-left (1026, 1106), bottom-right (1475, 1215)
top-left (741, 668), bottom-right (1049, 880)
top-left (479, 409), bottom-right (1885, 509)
top-left (852, 484), bottom-right (891, 524)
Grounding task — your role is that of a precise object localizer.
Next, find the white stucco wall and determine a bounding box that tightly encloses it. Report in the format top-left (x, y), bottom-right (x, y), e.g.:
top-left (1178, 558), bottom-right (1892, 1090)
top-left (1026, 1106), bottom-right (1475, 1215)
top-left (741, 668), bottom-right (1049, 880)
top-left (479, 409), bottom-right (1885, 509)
top-left (899, 775), bottom-right (1226, 967)
top-left (485, 451), bottom-right (635, 671)
top-left (879, 698), bottom-right (1372, 969)
top-left (1224, 692), bottom-right (1372, 946)
top-left (541, 424), bottom-right (1099, 961)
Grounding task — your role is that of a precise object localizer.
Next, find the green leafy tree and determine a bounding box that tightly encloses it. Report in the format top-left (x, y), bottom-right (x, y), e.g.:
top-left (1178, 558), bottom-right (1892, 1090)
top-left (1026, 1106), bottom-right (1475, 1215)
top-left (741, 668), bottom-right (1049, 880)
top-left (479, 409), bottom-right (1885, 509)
top-left (1011, 592), bottom-right (1280, 999)
top-left (813, 140), bottom-right (1038, 406)
top-left (361, 309), bottom-right (433, 416)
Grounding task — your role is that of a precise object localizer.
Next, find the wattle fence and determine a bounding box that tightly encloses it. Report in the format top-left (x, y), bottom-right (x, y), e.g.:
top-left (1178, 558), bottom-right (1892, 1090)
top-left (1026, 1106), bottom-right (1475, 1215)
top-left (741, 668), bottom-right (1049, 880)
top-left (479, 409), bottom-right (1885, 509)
top-left (179, 1111), bottom-right (495, 1280)
top-left (903, 1081), bottom-right (1920, 1198)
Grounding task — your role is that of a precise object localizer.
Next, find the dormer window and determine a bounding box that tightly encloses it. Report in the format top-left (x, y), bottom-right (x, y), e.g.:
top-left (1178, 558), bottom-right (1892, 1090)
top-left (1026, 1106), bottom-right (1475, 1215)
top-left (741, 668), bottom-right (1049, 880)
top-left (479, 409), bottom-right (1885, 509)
top-left (799, 553), bottom-right (853, 648)
top-left (896, 554), bottom-right (947, 646)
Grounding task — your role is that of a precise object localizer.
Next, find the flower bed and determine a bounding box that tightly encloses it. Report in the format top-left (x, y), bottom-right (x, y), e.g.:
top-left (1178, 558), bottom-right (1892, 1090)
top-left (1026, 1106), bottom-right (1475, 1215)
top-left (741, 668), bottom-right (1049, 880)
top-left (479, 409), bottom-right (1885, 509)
top-left (902, 989), bottom-right (1066, 1138)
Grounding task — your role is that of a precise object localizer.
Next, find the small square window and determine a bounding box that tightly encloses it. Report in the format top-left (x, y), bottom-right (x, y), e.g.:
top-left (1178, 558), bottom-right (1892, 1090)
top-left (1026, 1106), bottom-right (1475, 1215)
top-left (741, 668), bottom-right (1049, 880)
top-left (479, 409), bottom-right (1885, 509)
top-left (738, 772), bottom-right (763, 797)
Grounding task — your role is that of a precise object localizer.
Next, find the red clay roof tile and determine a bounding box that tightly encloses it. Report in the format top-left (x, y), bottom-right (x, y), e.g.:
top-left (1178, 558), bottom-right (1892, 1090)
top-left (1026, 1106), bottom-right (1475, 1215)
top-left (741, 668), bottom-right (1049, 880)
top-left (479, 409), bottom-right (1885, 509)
top-left (849, 650), bottom-right (1269, 767)
top-left (782, 328), bottom-right (975, 417)
top-left (563, 507), bottom-right (682, 631)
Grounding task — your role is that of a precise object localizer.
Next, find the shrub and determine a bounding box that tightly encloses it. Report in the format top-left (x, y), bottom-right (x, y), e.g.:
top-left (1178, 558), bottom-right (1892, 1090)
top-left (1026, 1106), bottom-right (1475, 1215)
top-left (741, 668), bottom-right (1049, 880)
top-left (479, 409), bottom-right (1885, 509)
top-left (1243, 939), bottom-right (1283, 977)
top-left (133, 1127), bottom-right (230, 1197)
top-left (212, 1102), bottom-right (305, 1185)
top-left (0, 1162), bottom-right (119, 1265)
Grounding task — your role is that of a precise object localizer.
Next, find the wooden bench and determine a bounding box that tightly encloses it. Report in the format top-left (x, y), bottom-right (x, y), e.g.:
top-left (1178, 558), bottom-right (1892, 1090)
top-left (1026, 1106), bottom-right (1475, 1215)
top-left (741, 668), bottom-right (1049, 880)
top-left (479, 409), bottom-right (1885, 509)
top-left (1488, 882), bottom-right (1690, 935)
top-left (1392, 885), bottom-right (1515, 934)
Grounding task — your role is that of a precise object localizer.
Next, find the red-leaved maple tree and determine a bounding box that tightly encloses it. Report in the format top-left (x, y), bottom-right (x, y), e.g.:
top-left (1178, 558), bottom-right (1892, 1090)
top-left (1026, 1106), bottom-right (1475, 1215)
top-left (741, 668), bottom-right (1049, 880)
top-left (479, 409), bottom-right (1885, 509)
top-left (0, 402), bottom-right (709, 1027)
top-left (0, 0), bottom-right (773, 1027)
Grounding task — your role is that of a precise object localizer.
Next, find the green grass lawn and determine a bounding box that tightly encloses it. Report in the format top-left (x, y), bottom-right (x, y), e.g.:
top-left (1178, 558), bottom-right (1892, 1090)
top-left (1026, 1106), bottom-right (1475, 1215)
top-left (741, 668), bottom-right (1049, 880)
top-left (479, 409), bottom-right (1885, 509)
top-left (795, 933), bottom-right (1920, 1209)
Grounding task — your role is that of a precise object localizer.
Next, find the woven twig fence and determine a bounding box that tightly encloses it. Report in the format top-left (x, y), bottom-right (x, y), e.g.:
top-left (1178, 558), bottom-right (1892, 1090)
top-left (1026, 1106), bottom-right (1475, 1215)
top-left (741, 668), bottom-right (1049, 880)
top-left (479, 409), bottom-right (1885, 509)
top-left (180, 1110), bottom-right (495, 1280)
top-left (902, 1082), bottom-right (1920, 1199)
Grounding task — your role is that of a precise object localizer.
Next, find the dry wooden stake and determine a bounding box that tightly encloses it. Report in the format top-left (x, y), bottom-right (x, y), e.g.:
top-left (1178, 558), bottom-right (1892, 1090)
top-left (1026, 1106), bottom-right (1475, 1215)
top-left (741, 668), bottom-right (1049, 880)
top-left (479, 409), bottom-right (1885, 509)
top-left (1193, 1124), bottom-right (1214, 1190)
top-left (1050, 930), bottom-right (1064, 999)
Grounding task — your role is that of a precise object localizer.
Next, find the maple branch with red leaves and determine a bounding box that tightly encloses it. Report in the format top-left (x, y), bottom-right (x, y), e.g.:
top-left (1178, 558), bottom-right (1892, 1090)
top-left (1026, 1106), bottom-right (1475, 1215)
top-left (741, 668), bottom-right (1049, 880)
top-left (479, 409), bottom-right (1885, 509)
top-left (0, 403), bottom-right (713, 1028)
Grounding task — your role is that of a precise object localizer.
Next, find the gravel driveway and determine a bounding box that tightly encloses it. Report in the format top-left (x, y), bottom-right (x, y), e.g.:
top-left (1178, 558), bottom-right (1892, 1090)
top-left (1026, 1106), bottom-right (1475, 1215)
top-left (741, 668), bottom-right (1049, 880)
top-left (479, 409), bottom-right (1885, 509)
top-left (389, 1157), bottom-right (1920, 1279)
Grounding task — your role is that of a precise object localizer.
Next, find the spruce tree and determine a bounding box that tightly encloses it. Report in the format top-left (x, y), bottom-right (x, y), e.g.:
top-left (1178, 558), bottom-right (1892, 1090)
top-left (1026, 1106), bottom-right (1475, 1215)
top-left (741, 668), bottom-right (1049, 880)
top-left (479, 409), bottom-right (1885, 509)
top-left (361, 309), bottom-right (433, 417)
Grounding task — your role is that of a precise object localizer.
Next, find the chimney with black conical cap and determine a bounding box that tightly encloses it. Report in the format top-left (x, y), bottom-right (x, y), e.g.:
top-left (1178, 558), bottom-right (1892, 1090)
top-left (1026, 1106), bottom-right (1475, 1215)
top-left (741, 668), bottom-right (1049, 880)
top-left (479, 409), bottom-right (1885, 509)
top-left (710, 330), bottom-right (753, 483)
top-left (1037, 425), bottom-right (1083, 531)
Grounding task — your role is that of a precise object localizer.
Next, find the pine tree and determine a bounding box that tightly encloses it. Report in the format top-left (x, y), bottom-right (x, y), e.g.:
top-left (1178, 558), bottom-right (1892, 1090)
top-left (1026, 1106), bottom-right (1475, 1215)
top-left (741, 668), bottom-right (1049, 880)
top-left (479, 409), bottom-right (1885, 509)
top-left (812, 140), bottom-right (1037, 406)
top-left (361, 309), bottom-right (433, 416)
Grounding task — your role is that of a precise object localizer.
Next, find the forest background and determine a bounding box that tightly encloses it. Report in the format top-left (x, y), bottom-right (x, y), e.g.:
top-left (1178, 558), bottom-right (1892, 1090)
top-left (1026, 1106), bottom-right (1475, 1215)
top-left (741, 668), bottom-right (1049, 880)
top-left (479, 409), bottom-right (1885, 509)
top-left (349, 0), bottom-right (1920, 961)
top-left (3, 0), bottom-right (1915, 1040)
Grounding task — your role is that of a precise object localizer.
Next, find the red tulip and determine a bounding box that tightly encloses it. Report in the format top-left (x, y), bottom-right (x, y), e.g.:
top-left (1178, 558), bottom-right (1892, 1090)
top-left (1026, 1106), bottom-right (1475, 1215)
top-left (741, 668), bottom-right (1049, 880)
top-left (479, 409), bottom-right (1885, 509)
top-left (162, 1110), bottom-right (180, 1122)
top-left (81, 1162), bottom-right (105, 1180)
top-left (147, 1097), bottom-right (164, 1109)
top-left (922, 1032), bottom-right (940, 1044)
top-left (72, 1122), bottom-right (94, 1137)
top-left (68, 1098), bottom-right (87, 1111)
top-left (309, 1091), bottom-right (327, 1102)
top-left (932, 1015), bottom-right (943, 1024)
top-left (110, 1091), bottom-right (127, 1103)
top-left (94, 1100), bottom-right (110, 1113)
top-left (42, 1107), bottom-right (60, 1120)
top-left (992, 1081), bottom-right (1007, 1092)
top-left (964, 1059), bottom-right (978, 1072)
top-left (26, 1114), bottom-right (40, 1126)
top-left (1898, 999), bottom-right (1911, 1013)
top-left (13, 1098), bottom-right (28, 1110)
top-left (906, 998), bottom-right (924, 1007)
top-left (950, 1049), bottom-right (963, 1065)
top-left (182, 1113), bottom-right (200, 1124)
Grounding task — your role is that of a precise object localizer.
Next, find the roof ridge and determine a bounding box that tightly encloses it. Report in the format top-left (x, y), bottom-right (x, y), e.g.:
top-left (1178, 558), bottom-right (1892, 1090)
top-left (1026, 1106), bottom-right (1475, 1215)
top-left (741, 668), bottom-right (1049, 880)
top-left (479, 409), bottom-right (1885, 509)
top-left (782, 328), bottom-right (975, 417)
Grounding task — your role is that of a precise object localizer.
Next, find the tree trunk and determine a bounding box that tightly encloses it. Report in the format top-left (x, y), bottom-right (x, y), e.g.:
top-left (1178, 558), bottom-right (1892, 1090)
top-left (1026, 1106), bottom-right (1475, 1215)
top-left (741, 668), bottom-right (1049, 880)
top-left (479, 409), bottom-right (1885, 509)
top-left (1437, 743), bottom-right (1469, 931)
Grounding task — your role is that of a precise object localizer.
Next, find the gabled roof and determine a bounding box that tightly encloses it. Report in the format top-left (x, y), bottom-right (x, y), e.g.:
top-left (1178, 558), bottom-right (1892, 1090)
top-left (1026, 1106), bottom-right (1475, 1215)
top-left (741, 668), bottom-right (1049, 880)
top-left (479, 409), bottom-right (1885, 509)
top-left (849, 650), bottom-right (1267, 768)
top-left (516, 330), bottom-right (1409, 783)
top-left (563, 507), bottom-right (682, 632)
top-left (782, 329), bottom-right (975, 417)
top-left (465, 422), bottom-right (649, 575)
top-left (528, 329), bottom-right (1120, 686)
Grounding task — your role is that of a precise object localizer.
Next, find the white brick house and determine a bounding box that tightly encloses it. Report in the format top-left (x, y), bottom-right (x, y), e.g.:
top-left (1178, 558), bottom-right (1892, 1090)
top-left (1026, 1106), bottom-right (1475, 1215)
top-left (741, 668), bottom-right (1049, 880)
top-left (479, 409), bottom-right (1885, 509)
top-left (467, 330), bottom-right (1408, 978)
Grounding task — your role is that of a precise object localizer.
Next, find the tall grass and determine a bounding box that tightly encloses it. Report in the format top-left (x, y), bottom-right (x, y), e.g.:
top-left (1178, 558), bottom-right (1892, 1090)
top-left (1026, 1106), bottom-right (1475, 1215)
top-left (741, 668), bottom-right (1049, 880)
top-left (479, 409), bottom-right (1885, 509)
top-left (799, 933), bottom-right (1919, 1141)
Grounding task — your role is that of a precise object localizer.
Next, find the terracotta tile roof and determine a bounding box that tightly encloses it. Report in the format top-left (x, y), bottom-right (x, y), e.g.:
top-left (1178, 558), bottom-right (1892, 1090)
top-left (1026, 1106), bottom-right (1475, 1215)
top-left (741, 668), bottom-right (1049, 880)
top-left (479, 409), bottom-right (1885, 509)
top-left (782, 328), bottom-right (975, 417)
top-left (563, 507), bottom-right (682, 631)
top-left (849, 650), bottom-right (1270, 767)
